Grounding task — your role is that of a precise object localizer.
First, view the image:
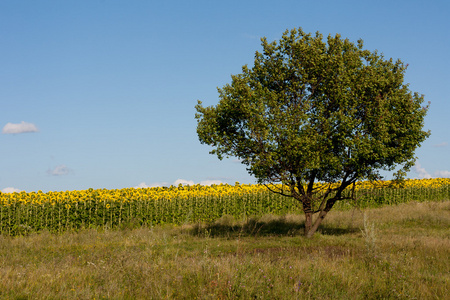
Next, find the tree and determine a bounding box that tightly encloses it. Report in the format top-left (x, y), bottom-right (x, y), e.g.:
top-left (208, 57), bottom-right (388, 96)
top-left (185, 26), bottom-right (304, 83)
top-left (195, 28), bottom-right (430, 237)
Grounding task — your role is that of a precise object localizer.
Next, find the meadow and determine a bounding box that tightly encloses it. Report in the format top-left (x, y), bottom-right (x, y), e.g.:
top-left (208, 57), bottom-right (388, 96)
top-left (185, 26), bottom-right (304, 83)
top-left (0, 200), bottom-right (448, 299)
top-left (0, 179), bottom-right (449, 299)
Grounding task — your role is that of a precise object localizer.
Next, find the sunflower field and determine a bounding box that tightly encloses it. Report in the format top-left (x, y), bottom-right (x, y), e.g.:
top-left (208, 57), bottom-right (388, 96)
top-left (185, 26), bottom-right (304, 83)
top-left (1, 178), bottom-right (449, 236)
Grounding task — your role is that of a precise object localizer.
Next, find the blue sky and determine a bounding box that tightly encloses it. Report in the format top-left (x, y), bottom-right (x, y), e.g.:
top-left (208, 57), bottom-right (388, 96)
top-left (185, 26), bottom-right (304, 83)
top-left (1, 0), bottom-right (449, 193)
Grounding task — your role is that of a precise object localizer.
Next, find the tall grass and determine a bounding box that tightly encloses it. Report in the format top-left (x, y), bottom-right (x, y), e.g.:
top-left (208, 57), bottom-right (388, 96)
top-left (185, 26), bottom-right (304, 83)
top-left (0, 200), bottom-right (449, 299)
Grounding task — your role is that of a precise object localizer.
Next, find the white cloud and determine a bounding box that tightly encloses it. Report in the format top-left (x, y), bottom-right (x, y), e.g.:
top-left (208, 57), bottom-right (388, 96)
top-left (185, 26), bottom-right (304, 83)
top-left (134, 181), bottom-right (170, 188)
top-left (2, 121), bottom-right (38, 134)
top-left (173, 179), bottom-right (195, 186)
top-left (413, 162), bottom-right (432, 179)
top-left (200, 180), bottom-right (223, 186)
top-left (135, 182), bottom-right (150, 188)
top-left (47, 165), bottom-right (72, 176)
top-left (412, 162), bottom-right (450, 179)
top-left (134, 179), bottom-right (225, 189)
top-left (434, 170), bottom-right (450, 178)
top-left (1, 187), bottom-right (21, 193)
top-left (433, 142), bottom-right (448, 148)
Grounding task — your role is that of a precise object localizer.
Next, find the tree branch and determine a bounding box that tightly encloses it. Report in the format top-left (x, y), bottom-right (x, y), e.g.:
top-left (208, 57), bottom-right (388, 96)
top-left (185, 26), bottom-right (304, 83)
top-left (263, 183), bottom-right (292, 198)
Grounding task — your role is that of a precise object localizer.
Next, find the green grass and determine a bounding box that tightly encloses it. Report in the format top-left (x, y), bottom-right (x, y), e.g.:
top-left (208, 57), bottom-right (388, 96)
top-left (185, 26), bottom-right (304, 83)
top-left (0, 200), bottom-right (449, 299)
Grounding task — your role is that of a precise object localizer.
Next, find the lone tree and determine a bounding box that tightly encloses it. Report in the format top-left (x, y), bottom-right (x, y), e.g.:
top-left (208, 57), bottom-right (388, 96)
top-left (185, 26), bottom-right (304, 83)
top-left (195, 28), bottom-right (430, 237)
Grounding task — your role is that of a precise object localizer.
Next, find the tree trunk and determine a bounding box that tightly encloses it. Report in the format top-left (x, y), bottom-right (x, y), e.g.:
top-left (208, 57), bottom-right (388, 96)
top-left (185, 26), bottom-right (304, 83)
top-left (305, 196), bottom-right (340, 238)
top-left (302, 199), bottom-right (314, 236)
top-left (305, 210), bottom-right (328, 238)
top-left (304, 211), bottom-right (313, 236)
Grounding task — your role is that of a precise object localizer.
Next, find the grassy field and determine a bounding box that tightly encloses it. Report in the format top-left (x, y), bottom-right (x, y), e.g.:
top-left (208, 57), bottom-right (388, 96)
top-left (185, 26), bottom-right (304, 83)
top-left (0, 200), bottom-right (449, 299)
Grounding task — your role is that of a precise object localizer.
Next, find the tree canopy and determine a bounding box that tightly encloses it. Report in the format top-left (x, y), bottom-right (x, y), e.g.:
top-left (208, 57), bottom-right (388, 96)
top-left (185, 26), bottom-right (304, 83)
top-left (195, 28), bottom-right (430, 237)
